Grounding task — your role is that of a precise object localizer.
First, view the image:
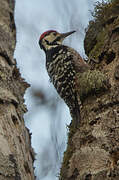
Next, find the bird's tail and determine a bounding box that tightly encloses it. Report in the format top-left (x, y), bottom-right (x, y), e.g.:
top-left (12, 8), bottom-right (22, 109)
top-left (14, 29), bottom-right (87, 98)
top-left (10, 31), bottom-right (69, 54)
top-left (70, 100), bottom-right (81, 128)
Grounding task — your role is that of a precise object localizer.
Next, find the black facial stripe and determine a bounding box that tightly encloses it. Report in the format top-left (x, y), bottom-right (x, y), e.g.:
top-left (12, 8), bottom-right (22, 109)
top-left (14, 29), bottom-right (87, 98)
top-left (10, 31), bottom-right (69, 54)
top-left (44, 38), bottom-right (60, 46)
top-left (45, 39), bottom-right (52, 45)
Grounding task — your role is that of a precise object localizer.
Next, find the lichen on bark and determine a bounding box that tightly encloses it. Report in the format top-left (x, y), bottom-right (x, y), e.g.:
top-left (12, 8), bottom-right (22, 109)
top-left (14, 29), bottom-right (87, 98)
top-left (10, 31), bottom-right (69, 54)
top-left (77, 70), bottom-right (110, 101)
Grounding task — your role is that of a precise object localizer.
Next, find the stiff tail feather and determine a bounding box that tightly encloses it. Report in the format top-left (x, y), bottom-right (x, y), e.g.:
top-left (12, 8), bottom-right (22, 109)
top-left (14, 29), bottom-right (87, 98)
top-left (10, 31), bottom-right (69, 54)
top-left (70, 101), bottom-right (81, 128)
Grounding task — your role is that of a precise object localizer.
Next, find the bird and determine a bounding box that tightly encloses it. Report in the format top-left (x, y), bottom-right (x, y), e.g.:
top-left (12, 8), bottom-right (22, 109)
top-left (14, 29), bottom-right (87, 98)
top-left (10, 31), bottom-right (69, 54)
top-left (39, 30), bottom-right (89, 126)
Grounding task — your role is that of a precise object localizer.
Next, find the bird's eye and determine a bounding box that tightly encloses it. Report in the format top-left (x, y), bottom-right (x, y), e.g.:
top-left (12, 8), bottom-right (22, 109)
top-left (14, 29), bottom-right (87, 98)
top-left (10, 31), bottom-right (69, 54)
top-left (56, 37), bottom-right (61, 41)
top-left (53, 32), bottom-right (57, 36)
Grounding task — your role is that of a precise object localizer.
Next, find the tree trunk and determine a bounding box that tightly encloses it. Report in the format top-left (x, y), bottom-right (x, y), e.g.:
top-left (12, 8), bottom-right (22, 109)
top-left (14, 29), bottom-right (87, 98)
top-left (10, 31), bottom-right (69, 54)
top-left (60, 1), bottom-right (119, 179)
top-left (0, 0), bottom-right (35, 179)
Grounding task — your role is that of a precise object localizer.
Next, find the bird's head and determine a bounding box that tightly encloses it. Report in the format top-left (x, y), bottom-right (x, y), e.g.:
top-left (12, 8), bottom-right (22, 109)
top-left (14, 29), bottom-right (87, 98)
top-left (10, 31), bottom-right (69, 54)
top-left (39, 30), bottom-right (76, 52)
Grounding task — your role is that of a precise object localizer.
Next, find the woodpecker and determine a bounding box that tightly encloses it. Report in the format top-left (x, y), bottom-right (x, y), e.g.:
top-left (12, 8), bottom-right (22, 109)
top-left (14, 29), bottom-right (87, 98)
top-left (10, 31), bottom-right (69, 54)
top-left (39, 30), bottom-right (89, 126)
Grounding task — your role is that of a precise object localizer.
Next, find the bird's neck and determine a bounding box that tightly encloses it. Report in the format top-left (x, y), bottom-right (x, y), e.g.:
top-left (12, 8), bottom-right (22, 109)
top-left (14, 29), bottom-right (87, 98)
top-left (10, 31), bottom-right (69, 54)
top-left (46, 45), bottom-right (67, 63)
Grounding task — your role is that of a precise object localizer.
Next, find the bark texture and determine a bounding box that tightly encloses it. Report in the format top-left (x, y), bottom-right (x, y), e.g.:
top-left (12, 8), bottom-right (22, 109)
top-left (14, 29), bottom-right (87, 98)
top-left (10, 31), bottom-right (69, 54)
top-left (60, 1), bottom-right (119, 179)
top-left (0, 0), bottom-right (35, 179)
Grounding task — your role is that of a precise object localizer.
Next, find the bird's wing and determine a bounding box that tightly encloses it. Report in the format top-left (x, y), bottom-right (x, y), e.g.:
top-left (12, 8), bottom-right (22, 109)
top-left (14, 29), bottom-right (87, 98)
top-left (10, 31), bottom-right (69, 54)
top-left (70, 47), bottom-right (90, 73)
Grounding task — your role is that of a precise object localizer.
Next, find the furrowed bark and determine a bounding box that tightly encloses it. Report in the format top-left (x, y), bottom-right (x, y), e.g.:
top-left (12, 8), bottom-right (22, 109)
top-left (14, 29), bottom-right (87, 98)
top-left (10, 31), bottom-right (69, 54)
top-left (0, 0), bottom-right (35, 179)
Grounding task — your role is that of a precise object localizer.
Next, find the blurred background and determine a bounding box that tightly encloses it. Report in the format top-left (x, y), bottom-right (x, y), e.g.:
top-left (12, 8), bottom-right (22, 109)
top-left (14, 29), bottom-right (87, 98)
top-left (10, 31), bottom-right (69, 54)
top-left (14, 0), bottom-right (102, 179)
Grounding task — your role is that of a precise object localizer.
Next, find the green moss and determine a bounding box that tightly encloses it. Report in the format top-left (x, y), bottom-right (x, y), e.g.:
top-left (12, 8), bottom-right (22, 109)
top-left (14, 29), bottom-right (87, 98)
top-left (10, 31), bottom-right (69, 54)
top-left (89, 28), bottom-right (108, 59)
top-left (77, 70), bottom-right (110, 101)
top-left (93, 0), bottom-right (119, 23)
top-left (84, 0), bottom-right (119, 57)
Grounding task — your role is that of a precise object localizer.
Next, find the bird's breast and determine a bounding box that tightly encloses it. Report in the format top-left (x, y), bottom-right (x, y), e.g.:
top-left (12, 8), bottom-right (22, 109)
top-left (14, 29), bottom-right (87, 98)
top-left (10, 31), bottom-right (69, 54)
top-left (46, 49), bottom-right (76, 97)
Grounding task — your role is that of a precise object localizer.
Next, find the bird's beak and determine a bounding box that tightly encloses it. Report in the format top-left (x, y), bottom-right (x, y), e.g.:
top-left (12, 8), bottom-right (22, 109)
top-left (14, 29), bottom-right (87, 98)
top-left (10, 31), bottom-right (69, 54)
top-left (60, 30), bottom-right (76, 39)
